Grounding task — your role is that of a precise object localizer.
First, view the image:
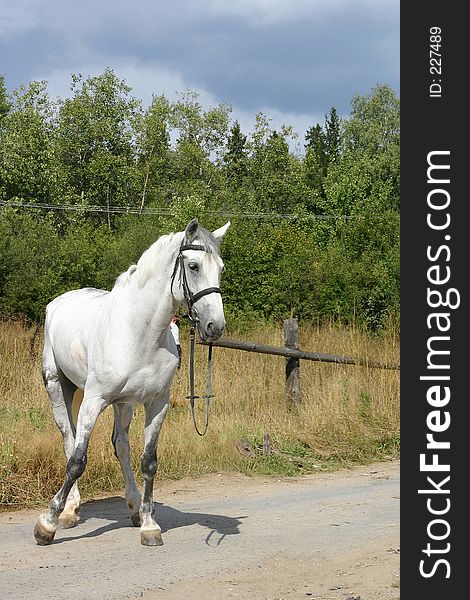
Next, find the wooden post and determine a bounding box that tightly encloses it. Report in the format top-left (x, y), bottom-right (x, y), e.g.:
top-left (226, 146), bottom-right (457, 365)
top-left (284, 318), bottom-right (301, 407)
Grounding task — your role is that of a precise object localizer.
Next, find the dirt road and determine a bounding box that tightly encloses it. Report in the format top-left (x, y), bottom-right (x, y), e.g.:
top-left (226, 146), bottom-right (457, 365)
top-left (0, 461), bottom-right (399, 600)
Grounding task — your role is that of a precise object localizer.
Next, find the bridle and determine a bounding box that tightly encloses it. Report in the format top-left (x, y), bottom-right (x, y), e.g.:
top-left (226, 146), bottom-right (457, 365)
top-left (170, 241), bottom-right (221, 436)
top-left (171, 243), bottom-right (221, 322)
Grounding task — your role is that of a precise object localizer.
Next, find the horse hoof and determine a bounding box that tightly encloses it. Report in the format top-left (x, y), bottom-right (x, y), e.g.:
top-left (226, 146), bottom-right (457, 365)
top-left (131, 513), bottom-right (141, 527)
top-left (34, 515), bottom-right (56, 546)
top-left (140, 529), bottom-right (163, 546)
top-left (59, 514), bottom-right (79, 529)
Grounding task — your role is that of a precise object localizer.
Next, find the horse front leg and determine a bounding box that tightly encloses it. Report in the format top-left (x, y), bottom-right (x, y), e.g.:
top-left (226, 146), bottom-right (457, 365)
top-left (34, 393), bottom-right (108, 545)
top-left (139, 393), bottom-right (169, 546)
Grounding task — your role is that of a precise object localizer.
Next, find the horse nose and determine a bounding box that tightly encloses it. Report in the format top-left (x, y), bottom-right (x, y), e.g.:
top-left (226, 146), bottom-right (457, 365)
top-left (206, 320), bottom-right (224, 340)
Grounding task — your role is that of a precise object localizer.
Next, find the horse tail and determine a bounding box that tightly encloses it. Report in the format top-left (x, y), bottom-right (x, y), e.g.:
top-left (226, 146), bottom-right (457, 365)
top-left (111, 418), bottom-right (119, 459)
top-left (72, 389), bottom-right (84, 428)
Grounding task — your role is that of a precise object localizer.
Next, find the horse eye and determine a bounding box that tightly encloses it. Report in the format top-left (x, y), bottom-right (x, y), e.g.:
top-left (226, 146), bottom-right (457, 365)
top-left (188, 262), bottom-right (199, 272)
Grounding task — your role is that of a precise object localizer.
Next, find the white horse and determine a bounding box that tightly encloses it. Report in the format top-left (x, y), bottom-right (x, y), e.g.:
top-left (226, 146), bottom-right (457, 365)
top-left (34, 218), bottom-right (230, 546)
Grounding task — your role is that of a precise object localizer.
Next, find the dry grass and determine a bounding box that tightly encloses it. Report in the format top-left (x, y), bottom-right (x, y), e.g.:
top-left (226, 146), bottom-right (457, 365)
top-left (0, 318), bottom-right (399, 510)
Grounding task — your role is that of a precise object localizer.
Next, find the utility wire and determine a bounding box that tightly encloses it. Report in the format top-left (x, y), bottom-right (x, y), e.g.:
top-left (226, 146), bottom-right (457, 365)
top-left (0, 199), bottom-right (360, 220)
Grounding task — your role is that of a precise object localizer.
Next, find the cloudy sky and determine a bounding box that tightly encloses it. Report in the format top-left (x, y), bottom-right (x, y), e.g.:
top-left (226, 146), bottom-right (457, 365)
top-left (1, 0), bottom-right (399, 144)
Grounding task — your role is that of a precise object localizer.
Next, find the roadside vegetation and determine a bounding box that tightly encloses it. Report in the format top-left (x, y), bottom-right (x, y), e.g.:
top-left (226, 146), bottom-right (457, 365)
top-left (0, 318), bottom-right (399, 510)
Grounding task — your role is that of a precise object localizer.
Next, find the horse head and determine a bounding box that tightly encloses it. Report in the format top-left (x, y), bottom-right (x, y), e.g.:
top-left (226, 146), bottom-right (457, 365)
top-left (174, 218), bottom-right (230, 342)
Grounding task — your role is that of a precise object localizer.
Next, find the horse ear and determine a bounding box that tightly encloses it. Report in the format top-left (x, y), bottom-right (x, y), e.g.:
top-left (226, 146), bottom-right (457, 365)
top-left (212, 221), bottom-right (231, 240)
top-left (184, 218), bottom-right (199, 242)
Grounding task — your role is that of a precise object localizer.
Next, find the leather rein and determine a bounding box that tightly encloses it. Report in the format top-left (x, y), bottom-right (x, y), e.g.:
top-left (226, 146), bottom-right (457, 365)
top-left (170, 242), bottom-right (221, 436)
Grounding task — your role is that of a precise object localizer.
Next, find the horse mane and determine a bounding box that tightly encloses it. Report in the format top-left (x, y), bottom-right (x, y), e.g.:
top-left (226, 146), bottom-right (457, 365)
top-left (112, 225), bottom-right (221, 290)
top-left (110, 233), bottom-right (174, 290)
top-left (113, 264), bottom-right (138, 289)
top-left (134, 233), bottom-right (176, 288)
top-left (189, 226), bottom-right (221, 255)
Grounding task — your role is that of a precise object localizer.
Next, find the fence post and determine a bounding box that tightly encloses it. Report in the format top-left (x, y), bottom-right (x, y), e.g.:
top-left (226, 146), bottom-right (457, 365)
top-left (284, 318), bottom-right (301, 407)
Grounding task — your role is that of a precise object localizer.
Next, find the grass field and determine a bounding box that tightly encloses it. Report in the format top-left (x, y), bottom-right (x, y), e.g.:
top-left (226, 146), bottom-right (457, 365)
top-left (0, 317), bottom-right (399, 510)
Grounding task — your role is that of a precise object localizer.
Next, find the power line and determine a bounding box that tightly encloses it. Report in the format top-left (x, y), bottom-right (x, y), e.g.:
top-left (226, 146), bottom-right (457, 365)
top-left (0, 200), bottom-right (358, 220)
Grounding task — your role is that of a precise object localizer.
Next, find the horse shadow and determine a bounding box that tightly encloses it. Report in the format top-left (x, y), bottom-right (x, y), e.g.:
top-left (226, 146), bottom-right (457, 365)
top-left (52, 496), bottom-right (246, 546)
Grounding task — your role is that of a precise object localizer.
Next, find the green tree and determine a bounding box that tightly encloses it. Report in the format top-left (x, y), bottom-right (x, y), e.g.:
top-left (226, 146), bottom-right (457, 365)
top-left (315, 86), bottom-right (400, 327)
top-left (344, 84), bottom-right (399, 154)
top-left (134, 94), bottom-right (171, 212)
top-left (303, 107), bottom-right (342, 208)
top-left (324, 106), bottom-right (341, 165)
top-left (0, 210), bottom-right (61, 319)
top-left (0, 81), bottom-right (56, 203)
top-left (0, 75), bottom-right (11, 199)
top-left (0, 75), bottom-right (11, 126)
top-left (168, 91), bottom-right (231, 206)
top-left (55, 69), bottom-right (140, 223)
top-left (304, 124), bottom-right (326, 204)
top-left (247, 115), bottom-right (308, 214)
top-left (305, 123), bottom-right (326, 158)
top-left (323, 85), bottom-right (400, 215)
top-left (224, 120), bottom-right (248, 185)
top-left (170, 90), bottom-right (231, 159)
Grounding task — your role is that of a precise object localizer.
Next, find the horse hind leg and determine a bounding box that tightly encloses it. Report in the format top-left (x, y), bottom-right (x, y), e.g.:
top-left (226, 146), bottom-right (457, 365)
top-left (34, 390), bottom-right (108, 545)
top-left (41, 360), bottom-right (82, 530)
top-left (59, 388), bottom-right (84, 529)
top-left (112, 403), bottom-right (142, 526)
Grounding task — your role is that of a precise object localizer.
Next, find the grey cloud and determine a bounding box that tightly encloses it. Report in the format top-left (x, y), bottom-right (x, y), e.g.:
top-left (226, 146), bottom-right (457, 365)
top-left (1, 0), bottom-right (399, 122)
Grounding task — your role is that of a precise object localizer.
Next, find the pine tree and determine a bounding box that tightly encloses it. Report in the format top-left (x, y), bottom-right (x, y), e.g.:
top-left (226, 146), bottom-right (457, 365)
top-left (324, 107), bottom-right (341, 165)
top-left (304, 124), bottom-right (327, 198)
top-left (224, 120), bottom-right (248, 183)
top-left (304, 107), bottom-right (342, 204)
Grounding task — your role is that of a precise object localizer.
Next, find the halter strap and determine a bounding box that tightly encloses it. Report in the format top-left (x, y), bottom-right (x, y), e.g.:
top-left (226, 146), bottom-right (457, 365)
top-left (179, 244), bottom-right (206, 252)
top-left (191, 287), bottom-right (221, 304)
top-left (171, 241), bottom-right (221, 322)
top-left (170, 239), bottom-right (220, 436)
top-left (187, 325), bottom-right (213, 436)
